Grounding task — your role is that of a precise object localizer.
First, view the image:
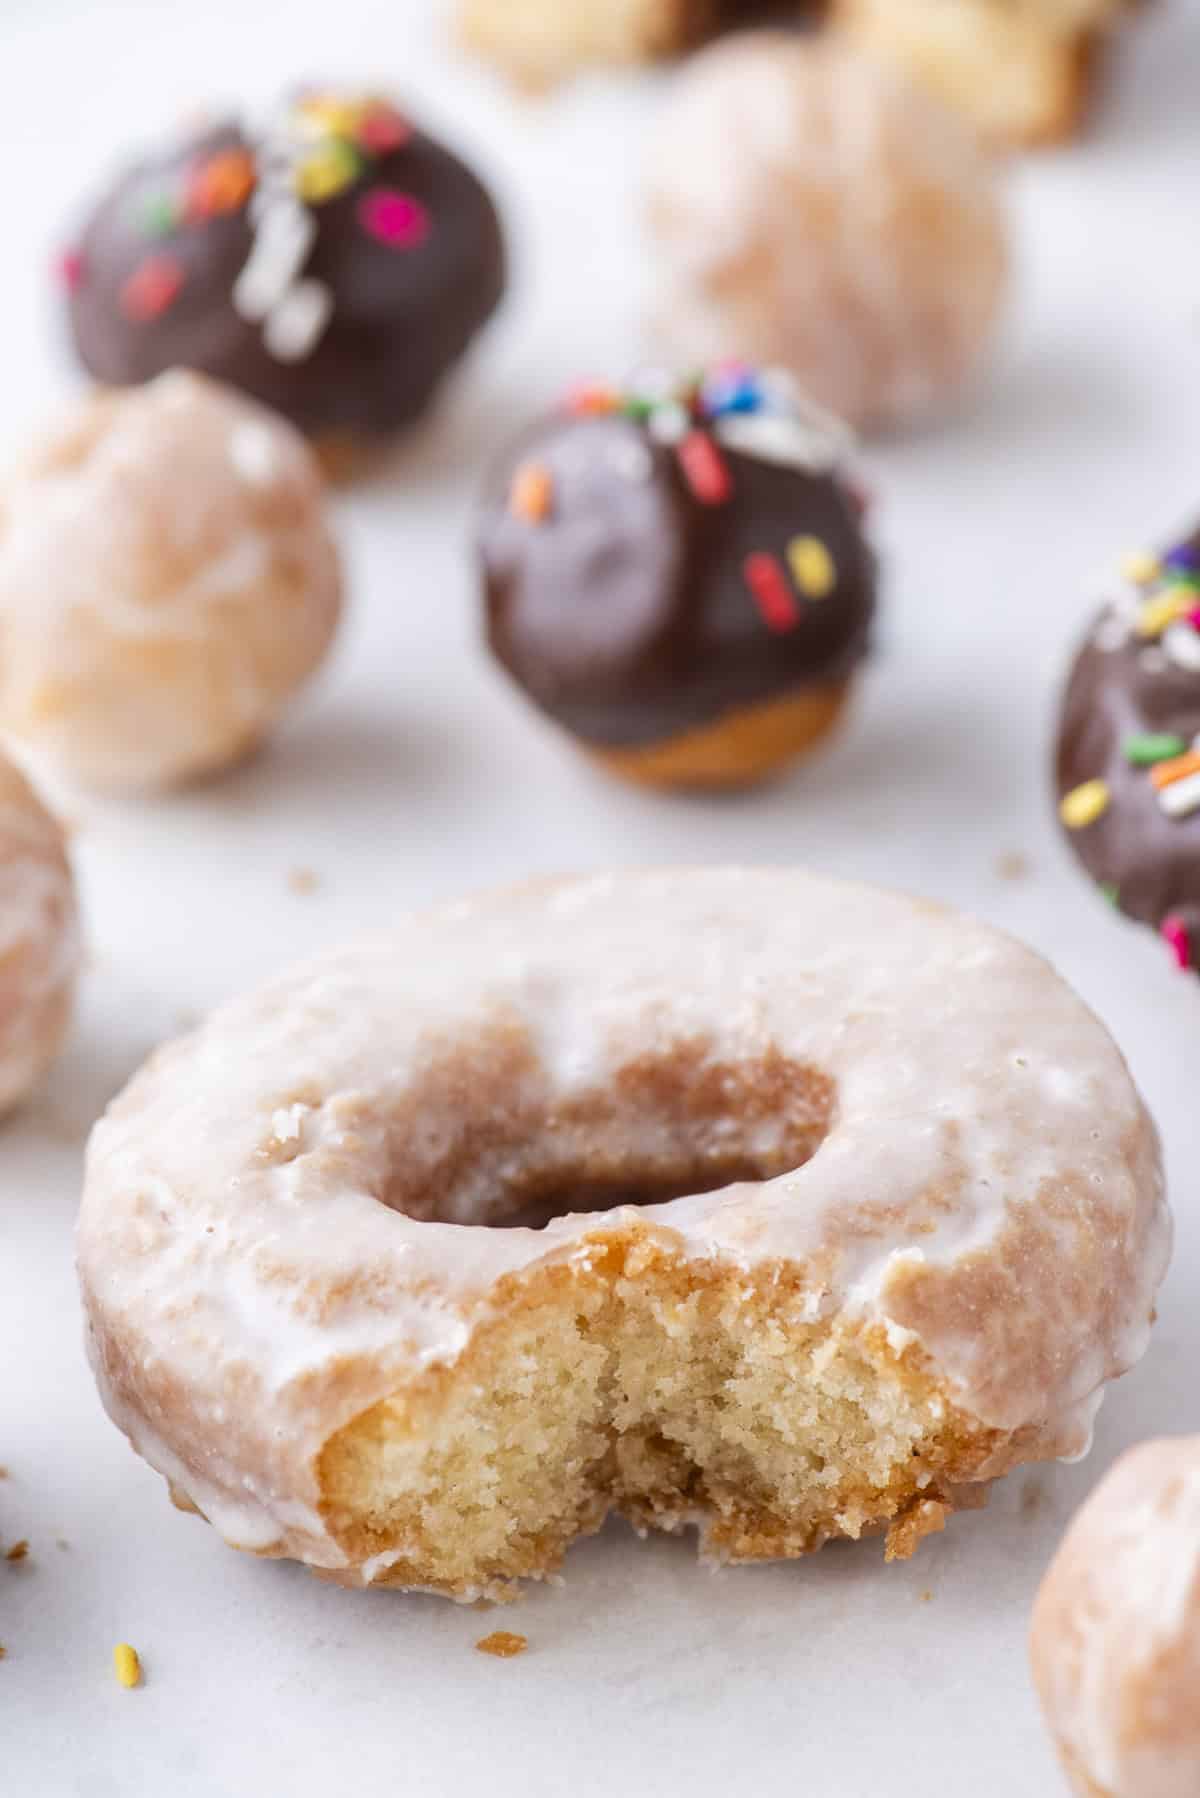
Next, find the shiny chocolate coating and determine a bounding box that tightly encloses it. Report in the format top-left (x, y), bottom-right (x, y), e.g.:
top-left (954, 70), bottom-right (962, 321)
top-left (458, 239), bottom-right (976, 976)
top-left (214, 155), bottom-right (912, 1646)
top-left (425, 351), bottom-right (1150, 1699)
top-left (1055, 528), bottom-right (1200, 966)
top-left (478, 409), bottom-right (876, 750)
top-left (65, 106), bottom-right (505, 440)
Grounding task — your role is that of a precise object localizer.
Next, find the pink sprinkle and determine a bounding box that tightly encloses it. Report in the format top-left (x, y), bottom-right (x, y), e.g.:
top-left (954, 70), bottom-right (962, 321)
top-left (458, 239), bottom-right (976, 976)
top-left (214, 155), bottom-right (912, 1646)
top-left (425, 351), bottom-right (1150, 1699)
top-left (58, 249), bottom-right (86, 291)
top-left (1186, 605), bottom-right (1200, 632)
top-left (357, 188), bottom-right (429, 250)
top-left (1161, 914), bottom-right (1192, 971)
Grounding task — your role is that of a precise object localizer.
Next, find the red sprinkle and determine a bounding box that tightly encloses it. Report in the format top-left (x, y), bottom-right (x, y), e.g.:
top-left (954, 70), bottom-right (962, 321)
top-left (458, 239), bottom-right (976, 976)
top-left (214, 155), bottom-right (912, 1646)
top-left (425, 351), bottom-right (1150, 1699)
top-left (120, 254), bottom-right (185, 321)
top-left (1162, 914), bottom-right (1192, 971)
top-left (567, 382), bottom-right (617, 417)
top-left (677, 431), bottom-right (731, 506)
top-left (744, 552), bottom-right (801, 633)
top-left (357, 106), bottom-right (412, 155)
top-left (57, 249), bottom-right (86, 291)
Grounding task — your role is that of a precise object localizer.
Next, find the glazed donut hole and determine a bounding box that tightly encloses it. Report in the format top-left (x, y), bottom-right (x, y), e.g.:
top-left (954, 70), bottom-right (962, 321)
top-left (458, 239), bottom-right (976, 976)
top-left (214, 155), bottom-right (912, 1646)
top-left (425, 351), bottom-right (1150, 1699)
top-left (0, 747), bottom-right (80, 1113)
top-left (313, 1025), bottom-right (973, 1599)
top-left (0, 370), bottom-right (343, 791)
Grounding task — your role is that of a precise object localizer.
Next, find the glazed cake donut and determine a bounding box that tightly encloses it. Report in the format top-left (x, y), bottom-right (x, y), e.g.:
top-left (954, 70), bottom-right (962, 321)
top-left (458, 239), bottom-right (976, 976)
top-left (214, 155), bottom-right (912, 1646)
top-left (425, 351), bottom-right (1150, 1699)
top-left (78, 870), bottom-right (1168, 1601)
top-left (0, 748), bottom-right (80, 1113)
top-left (1031, 1437), bottom-right (1200, 1798)
top-left (0, 370), bottom-right (342, 791)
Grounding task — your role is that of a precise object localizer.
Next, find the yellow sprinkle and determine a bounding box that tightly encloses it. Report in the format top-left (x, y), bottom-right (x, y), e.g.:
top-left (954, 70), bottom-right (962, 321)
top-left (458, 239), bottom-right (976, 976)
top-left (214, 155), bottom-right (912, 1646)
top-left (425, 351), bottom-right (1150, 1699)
top-left (113, 1642), bottom-right (141, 1689)
top-left (1120, 550), bottom-right (1161, 586)
top-left (1136, 592), bottom-right (1190, 638)
top-left (786, 535), bottom-right (836, 599)
top-left (1059, 780), bottom-right (1110, 830)
top-left (294, 142), bottom-right (360, 204)
top-left (295, 96), bottom-right (367, 139)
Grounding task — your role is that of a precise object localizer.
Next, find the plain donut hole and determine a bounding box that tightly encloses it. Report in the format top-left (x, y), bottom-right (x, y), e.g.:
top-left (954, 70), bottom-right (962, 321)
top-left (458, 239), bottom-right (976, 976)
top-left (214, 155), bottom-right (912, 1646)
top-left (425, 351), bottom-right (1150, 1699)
top-left (321, 1023), bottom-right (974, 1599)
top-left (375, 1026), bottom-right (836, 1228)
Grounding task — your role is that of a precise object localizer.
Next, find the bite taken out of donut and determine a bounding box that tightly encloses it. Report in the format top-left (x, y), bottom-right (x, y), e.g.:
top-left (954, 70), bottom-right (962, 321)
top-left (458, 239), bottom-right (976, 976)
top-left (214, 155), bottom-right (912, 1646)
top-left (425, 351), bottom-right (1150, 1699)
top-left (0, 371), bottom-right (342, 793)
top-left (478, 365), bottom-right (876, 790)
top-left (78, 869), bottom-right (1169, 1602)
top-left (1056, 524), bottom-right (1200, 977)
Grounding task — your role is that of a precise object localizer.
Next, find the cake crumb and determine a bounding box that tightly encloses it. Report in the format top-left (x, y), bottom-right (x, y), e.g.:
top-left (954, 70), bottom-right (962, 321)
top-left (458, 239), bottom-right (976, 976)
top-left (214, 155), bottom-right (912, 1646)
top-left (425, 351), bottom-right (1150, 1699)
top-left (113, 1642), bottom-right (142, 1688)
top-left (919, 1589), bottom-right (934, 1603)
top-left (5, 1540), bottom-right (29, 1563)
top-left (56, 1538), bottom-right (70, 1552)
top-left (885, 1500), bottom-right (948, 1562)
top-left (287, 867), bottom-right (321, 896)
top-left (994, 851), bottom-right (1030, 881)
top-left (0, 1643), bottom-right (7, 1659)
top-left (0, 1466), bottom-right (8, 1480)
top-left (476, 1631), bottom-right (528, 1659)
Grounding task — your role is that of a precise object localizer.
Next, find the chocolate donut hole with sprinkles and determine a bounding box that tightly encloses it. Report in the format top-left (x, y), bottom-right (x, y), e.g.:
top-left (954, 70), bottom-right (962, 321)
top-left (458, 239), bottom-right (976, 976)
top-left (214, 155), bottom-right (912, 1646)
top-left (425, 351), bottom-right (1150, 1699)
top-left (60, 89), bottom-right (506, 476)
top-left (1056, 526), bottom-right (1200, 976)
top-left (477, 365), bottom-right (878, 791)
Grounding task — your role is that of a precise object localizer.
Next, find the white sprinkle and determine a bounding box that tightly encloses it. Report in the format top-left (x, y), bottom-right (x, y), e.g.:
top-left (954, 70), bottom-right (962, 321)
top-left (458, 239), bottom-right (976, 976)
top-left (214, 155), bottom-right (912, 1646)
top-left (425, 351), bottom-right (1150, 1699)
top-left (234, 198), bottom-right (316, 322)
top-left (609, 438), bottom-right (653, 483)
top-left (1091, 615), bottom-right (1129, 654)
top-left (262, 278), bottom-right (333, 363)
top-left (647, 402), bottom-right (690, 446)
top-left (1158, 770), bottom-right (1200, 818)
top-left (229, 420), bottom-right (280, 486)
top-left (1163, 622), bottom-right (1200, 673)
top-left (715, 411), bottom-right (839, 472)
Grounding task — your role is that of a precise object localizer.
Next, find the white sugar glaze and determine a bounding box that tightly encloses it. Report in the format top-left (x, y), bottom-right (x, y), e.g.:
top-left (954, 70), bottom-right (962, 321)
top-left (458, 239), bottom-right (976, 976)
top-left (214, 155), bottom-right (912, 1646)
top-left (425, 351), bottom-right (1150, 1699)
top-left (78, 869), bottom-right (1169, 1569)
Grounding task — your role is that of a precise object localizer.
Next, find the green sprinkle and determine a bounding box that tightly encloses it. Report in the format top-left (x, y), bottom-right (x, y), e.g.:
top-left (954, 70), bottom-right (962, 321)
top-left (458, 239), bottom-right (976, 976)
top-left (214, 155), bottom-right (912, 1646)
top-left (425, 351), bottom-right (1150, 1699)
top-left (622, 398), bottom-right (655, 422)
top-left (1123, 732), bottom-right (1187, 766)
top-left (1100, 881), bottom-right (1120, 907)
top-left (138, 194), bottom-right (178, 238)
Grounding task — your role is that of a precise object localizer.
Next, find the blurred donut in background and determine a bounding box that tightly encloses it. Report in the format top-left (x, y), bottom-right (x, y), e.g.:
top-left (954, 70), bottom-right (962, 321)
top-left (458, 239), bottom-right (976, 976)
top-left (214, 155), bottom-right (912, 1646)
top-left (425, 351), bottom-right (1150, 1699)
top-left (0, 749), bottom-right (79, 1114)
top-left (644, 34), bottom-right (1011, 435)
top-left (61, 89), bottom-right (506, 471)
top-left (0, 371), bottom-right (342, 792)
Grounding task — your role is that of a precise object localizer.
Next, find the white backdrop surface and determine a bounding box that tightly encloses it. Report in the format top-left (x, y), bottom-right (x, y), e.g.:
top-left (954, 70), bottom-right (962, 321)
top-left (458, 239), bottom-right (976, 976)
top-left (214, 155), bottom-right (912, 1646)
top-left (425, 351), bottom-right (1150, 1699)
top-left (1, 2), bottom-right (1199, 1793)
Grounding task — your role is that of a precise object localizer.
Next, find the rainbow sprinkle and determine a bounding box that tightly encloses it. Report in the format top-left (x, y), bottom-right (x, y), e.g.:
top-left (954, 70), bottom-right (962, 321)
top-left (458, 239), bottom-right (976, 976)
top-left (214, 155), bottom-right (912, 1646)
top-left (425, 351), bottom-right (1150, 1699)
top-left (1060, 780), bottom-right (1110, 830)
top-left (358, 187), bottom-right (429, 250)
top-left (510, 463), bottom-right (554, 524)
top-left (120, 254), bottom-right (184, 321)
top-left (744, 553), bottom-right (800, 634)
top-left (1161, 915), bottom-right (1192, 971)
top-left (787, 535), bottom-right (836, 600)
top-left (677, 430), bottom-right (731, 506)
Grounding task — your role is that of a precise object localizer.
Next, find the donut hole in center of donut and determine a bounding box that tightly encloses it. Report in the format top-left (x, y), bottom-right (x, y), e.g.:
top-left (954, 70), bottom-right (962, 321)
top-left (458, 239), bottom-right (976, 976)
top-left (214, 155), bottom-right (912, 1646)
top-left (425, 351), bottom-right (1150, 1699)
top-left (375, 1027), bottom-right (836, 1228)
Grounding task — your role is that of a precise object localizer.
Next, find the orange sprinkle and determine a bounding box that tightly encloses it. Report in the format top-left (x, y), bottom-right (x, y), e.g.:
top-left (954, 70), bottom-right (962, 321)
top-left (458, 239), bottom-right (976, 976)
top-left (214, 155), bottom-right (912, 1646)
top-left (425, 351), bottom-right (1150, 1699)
top-left (187, 149), bottom-right (256, 218)
top-left (476, 1631), bottom-right (528, 1659)
top-left (510, 463), bottom-right (553, 524)
top-left (1151, 749), bottom-right (1200, 791)
top-left (568, 383), bottom-right (617, 416)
